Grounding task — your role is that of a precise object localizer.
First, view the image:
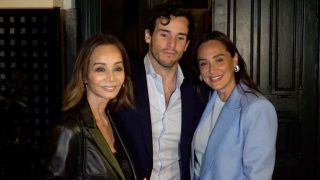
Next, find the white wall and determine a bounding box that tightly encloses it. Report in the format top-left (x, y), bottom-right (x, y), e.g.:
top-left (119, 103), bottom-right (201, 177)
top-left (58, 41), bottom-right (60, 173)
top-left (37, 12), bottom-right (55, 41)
top-left (0, 0), bottom-right (74, 9)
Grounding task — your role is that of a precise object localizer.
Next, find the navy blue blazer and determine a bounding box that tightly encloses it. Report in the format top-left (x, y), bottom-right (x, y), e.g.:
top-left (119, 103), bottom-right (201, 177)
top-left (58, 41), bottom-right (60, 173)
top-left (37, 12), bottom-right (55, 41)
top-left (113, 60), bottom-right (207, 180)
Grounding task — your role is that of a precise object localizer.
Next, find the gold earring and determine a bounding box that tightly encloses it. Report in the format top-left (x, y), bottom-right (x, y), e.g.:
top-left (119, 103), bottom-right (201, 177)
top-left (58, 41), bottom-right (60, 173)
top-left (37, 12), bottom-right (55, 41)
top-left (83, 82), bottom-right (87, 91)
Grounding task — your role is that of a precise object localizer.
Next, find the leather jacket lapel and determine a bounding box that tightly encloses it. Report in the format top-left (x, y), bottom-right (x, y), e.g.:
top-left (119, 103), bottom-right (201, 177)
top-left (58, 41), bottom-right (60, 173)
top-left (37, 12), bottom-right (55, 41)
top-left (79, 98), bottom-right (125, 180)
top-left (109, 111), bottom-right (138, 180)
top-left (88, 127), bottom-right (125, 180)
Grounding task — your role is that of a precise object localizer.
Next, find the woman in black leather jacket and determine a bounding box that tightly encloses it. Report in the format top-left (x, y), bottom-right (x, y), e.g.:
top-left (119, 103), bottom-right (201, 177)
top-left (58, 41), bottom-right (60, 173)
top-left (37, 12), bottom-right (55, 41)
top-left (40, 33), bottom-right (137, 180)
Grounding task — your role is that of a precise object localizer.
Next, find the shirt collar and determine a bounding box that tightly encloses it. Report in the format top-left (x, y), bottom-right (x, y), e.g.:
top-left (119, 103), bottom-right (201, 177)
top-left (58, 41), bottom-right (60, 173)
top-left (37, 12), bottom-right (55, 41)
top-left (144, 54), bottom-right (184, 87)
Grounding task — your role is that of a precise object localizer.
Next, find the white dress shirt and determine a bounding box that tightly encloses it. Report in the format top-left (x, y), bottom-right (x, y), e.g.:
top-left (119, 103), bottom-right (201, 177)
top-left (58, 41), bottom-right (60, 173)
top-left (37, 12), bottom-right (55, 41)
top-left (144, 55), bottom-right (184, 180)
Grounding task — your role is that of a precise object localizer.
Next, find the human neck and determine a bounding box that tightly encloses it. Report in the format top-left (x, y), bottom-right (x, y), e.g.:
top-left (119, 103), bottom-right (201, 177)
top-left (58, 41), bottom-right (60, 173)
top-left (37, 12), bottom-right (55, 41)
top-left (217, 86), bottom-right (235, 102)
top-left (86, 93), bottom-right (108, 116)
top-left (148, 53), bottom-right (178, 78)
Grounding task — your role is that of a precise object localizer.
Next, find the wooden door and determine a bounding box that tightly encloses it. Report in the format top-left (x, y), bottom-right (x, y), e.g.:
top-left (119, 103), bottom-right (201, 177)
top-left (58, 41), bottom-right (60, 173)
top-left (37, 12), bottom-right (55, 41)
top-left (212, 0), bottom-right (319, 179)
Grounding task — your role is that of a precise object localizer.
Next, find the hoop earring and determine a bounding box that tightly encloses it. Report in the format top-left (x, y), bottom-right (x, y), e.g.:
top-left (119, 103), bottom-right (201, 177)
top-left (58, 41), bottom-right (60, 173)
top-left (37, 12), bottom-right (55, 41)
top-left (199, 75), bottom-right (203, 81)
top-left (234, 65), bottom-right (240, 72)
top-left (83, 82), bottom-right (87, 91)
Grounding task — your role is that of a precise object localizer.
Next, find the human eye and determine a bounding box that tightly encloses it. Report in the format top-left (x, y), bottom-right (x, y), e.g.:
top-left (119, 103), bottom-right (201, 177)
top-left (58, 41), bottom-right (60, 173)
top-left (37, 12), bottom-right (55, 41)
top-left (113, 65), bottom-right (124, 72)
top-left (198, 61), bottom-right (208, 67)
top-left (95, 66), bottom-right (105, 72)
top-left (160, 32), bottom-right (169, 38)
top-left (177, 35), bottom-right (187, 41)
top-left (216, 57), bottom-right (224, 63)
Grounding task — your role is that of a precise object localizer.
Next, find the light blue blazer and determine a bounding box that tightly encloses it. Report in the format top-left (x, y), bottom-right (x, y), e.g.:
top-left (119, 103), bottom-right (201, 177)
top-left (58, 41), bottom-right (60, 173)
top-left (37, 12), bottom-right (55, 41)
top-left (190, 83), bottom-right (277, 180)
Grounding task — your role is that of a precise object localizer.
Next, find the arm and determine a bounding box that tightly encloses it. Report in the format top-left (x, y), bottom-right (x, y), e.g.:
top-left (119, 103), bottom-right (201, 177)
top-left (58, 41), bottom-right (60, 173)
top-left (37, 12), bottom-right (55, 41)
top-left (40, 121), bottom-right (81, 179)
top-left (243, 99), bottom-right (278, 180)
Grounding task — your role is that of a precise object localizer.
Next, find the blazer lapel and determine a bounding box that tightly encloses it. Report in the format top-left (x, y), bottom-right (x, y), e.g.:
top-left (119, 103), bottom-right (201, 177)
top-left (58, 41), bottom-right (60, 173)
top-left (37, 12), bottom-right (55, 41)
top-left (88, 127), bottom-right (125, 180)
top-left (197, 92), bottom-right (217, 128)
top-left (79, 99), bottom-right (125, 180)
top-left (190, 90), bottom-right (216, 178)
top-left (200, 87), bottom-right (242, 177)
top-left (131, 60), bottom-right (153, 159)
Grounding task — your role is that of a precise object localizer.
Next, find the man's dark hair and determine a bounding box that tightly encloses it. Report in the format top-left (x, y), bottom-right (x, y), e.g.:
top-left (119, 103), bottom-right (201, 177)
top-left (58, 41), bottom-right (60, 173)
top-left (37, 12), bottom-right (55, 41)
top-left (145, 1), bottom-right (195, 40)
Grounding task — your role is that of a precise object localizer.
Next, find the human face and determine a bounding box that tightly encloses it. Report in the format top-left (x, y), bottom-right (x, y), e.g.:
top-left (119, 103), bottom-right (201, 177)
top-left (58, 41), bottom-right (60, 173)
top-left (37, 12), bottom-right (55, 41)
top-left (197, 40), bottom-right (238, 100)
top-left (85, 44), bottom-right (125, 103)
top-left (145, 16), bottom-right (190, 69)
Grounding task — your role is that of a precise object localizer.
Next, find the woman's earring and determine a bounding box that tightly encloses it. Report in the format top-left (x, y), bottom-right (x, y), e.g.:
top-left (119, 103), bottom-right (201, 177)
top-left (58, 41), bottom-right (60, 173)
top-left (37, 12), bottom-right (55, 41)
top-left (234, 65), bottom-right (240, 72)
top-left (199, 75), bottom-right (203, 81)
top-left (83, 82), bottom-right (87, 91)
top-left (122, 83), bottom-right (125, 88)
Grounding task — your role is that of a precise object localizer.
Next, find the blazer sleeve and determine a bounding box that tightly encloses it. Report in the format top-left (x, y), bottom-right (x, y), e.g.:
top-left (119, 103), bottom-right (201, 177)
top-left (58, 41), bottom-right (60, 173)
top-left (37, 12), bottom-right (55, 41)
top-left (39, 120), bottom-right (82, 180)
top-left (242, 98), bottom-right (278, 180)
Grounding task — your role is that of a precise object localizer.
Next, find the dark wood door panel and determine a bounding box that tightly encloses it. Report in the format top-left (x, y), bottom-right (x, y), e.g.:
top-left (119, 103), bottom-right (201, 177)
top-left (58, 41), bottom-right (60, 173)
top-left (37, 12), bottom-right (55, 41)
top-left (212, 0), bottom-right (319, 179)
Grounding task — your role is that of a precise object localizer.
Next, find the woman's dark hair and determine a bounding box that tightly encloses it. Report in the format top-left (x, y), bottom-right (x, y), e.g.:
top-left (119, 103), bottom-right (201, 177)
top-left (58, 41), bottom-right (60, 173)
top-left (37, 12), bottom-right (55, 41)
top-left (192, 30), bottom-right (260, 92)
top-left (62, 33), bottom-right (134, 111)
top-left (145, 0), bottom-right (195, 40)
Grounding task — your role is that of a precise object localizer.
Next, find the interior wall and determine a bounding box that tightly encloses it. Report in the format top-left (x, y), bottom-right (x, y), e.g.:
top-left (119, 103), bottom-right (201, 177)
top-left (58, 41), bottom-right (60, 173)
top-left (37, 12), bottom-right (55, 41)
top-left (0, 0), bottom-right (75, 9)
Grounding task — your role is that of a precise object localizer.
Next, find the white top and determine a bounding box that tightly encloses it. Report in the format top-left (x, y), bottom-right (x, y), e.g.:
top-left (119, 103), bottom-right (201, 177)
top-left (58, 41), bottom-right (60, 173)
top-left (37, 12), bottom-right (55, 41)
top-left (144, 55), bottom-right (184, 180)
top-left (193, 95), bottom-right (225, 177)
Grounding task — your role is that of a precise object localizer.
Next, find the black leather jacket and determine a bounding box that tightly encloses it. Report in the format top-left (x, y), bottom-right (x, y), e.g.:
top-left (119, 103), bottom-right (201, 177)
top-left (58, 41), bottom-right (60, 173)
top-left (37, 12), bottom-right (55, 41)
top-left (40, 99), bottom-right (137, 180)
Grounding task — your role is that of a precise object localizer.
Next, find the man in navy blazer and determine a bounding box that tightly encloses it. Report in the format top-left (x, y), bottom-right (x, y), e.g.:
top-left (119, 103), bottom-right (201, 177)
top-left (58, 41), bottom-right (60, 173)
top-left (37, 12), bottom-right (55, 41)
top-left (112, 2), bottom-right (207, 180)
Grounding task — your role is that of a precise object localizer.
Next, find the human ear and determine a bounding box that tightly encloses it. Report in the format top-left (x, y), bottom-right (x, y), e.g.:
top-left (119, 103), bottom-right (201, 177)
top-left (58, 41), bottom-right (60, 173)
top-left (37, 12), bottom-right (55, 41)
top-left (145, 29), bottom-right (151, 43)
top-left (233, 53), bottom-right (239, 66)
top-left (184, 40), bottom-right (190, 51)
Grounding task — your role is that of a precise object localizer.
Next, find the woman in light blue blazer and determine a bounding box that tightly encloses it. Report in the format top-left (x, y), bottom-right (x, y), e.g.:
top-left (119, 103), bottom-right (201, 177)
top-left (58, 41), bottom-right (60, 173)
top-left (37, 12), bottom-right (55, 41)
top-left (190, 31), bottom-right (277, 180)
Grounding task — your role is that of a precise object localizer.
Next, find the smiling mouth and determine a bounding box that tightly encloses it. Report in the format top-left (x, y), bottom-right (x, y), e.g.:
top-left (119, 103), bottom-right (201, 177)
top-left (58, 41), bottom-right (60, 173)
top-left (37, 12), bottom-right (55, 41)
top-left (209, 75), bottom-right (223, 81)
top-left (102, 86), bottom-right (116, 91)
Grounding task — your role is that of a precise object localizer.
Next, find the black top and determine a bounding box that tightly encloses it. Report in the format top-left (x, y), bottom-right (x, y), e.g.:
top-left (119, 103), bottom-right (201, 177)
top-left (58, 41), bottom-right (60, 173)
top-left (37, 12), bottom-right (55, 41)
top-left (113, 128), bottom-right (133, 180)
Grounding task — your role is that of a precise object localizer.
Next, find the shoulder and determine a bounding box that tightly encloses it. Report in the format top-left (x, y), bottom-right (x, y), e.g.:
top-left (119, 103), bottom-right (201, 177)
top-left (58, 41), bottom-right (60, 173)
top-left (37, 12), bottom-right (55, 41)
top-left (236, 84), bottom-right (277, 123)
top-left (44, 109), bottom-right (83, 163)
top-left (179, 62), bottom-right (194, 81)
top-left (236, 83), bottom-right (274, 111)
top-left (241, 92), bottom-right (275, 113)
top-left (129, 60), bottom-right (146, 82)
top-left (236, 91), bottom-right (278, 141)
top-left (53, 109), bottom-right (83, 136)
top-left (237, 85), bottom-right (277, 126)
top-left (130, 60), bottom-right (145, 73)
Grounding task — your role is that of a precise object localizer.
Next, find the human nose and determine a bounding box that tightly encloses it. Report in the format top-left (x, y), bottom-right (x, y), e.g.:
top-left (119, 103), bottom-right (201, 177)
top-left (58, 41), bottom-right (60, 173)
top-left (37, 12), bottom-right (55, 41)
top-left (105, 69), bottom-right (114, 81)
top-left (209, 63), bottom-right (216, 74)
top-left (167, 36), bottom-right (176, 48)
